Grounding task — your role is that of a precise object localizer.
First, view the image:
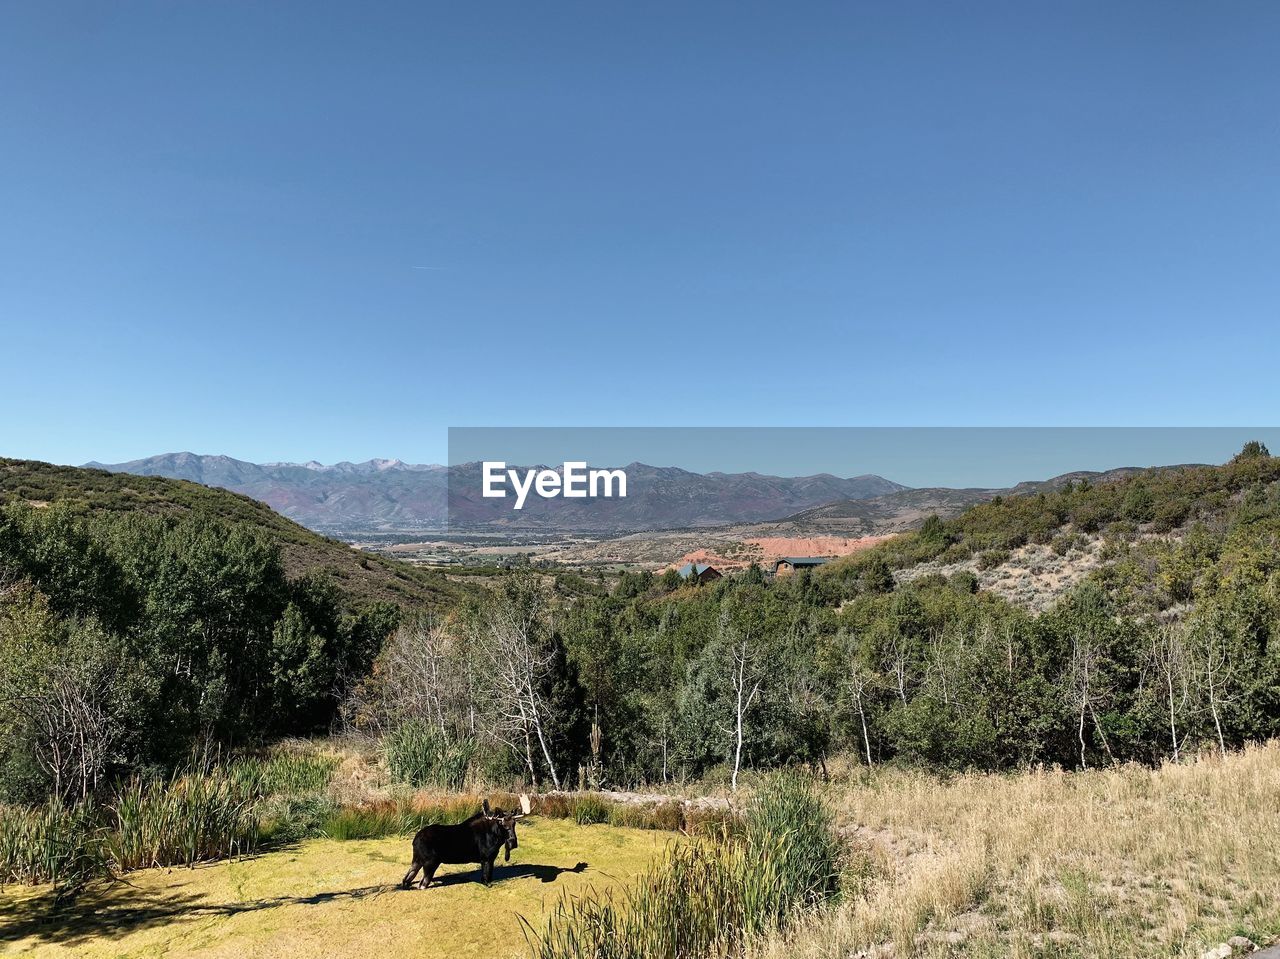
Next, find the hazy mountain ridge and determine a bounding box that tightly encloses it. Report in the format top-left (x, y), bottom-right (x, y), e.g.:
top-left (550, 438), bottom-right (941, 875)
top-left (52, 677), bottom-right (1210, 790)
top-left (87, 453), bottom-right (907, 534)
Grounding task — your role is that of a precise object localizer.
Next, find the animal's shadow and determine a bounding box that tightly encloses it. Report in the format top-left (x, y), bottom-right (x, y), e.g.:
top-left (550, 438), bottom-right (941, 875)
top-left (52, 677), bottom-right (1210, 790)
top-left (0, 884), bottom-right (392, 947)
top-left (428, 861), bottom-right (589, 887)
top-left (4, 865), bottom-right (591, 947)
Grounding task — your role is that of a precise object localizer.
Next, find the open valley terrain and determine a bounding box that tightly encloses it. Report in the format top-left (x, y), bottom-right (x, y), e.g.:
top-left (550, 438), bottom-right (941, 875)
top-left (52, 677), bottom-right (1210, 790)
top-left (5, 445), bottom-right (1280, 959)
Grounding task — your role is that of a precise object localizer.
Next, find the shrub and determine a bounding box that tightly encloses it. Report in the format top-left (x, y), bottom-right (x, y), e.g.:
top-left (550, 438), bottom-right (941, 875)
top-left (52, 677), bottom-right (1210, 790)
top-left (384, 721), bottom-right (475, 791)
top-left (938, 542), bottom-right (973, 564)
top-left (1071, 504), bottom-right (1105, 534)
top-left (1152, 498), bottom-right (1191, 533)
top-left (1051, 532), bottom-right (1086, 556)
top-left (1104, 520), bottom-right (1138, 544)
top-left (1122, 484), bottom-right (1156, 523)
top-left (976, 549), bottom-right (1010, 571)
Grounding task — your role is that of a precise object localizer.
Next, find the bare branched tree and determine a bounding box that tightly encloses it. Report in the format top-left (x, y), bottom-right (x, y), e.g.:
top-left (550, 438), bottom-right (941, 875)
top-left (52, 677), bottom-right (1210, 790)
top-left (838, 629), bottom-right (876, 768)
top-left (469, 587), bottom-right (562, 789)
top-left (1189, 620), bottom-right (1237, 757)
top-left (923, 625), bottom-right (971, 712)
top-left (1063, 631), bottom-right (1114, 770)
top-left (382, 617), bottom-right (454, 735)
top-left (728, 637), bottom-right (763, 793)
top-left (3, 657), bottom-right (122, 801)
top-left (886, 631), bottom-right (910, 705)
top-left (848, 663), bottom-right (876, 768)
top-left (712, 609), bottom-right (765, 793)
top-left (1148, 623), bottom-right (1192, 762)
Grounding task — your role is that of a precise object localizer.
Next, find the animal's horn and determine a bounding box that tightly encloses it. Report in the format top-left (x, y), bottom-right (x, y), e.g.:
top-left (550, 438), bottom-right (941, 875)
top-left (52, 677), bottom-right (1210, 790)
top-left (519, 793), bottom-right (532, 815)
top-left (482, 799), bottom-right (491, 815)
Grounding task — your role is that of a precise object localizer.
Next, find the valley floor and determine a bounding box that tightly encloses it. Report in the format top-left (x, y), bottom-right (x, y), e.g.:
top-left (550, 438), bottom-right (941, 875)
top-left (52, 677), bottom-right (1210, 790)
top-left (1, 820), bottom-right (670, 959)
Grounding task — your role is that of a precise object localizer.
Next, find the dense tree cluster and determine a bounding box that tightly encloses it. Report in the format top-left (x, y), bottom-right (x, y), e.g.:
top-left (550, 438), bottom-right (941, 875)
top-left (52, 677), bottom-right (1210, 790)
top-left (5, 447), bottom-right (1280, 802)
top-left (352, 447), bottom-right (1280, 788)
top-left (0, 502), bottom-right (398, 802)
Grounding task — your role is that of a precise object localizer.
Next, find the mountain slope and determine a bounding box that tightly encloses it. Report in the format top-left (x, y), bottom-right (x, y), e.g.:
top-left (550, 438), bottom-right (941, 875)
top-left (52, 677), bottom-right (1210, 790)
top-left (1, 458), bottom-right (460, 609)
top-left (817, 451), bottom-right (1276, 611)
top-left (87, 454), bottom-right (906, 534)
top-left (752, 465), bottom-right (1209, 539)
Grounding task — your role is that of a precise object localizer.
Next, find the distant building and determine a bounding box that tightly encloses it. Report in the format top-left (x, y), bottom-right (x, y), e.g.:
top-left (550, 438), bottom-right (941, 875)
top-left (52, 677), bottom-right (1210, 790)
top-left (677, 562), bottom-right (722, 584)
top-left (773, 556), bottom-right (831, 576)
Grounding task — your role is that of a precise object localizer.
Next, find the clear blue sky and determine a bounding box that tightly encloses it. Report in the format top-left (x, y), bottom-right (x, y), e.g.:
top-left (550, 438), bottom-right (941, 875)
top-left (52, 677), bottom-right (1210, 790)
top-left (2, 1), bottom-right (1278, 468)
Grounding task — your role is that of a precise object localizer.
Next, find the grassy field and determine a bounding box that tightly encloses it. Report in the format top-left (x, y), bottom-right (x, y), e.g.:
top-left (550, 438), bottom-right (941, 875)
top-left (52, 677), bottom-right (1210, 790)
top-left (754, 743), bottom-right (1280, 959)
top-left (6, 747), bottom-right (1280, 959)
top-left (0, 819), bottom-right (672, 959)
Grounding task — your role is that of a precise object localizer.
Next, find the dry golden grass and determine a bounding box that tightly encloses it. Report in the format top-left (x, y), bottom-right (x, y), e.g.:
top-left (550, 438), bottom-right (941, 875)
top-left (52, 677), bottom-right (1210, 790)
top-left (756, 743), bottom-right (1280, 959)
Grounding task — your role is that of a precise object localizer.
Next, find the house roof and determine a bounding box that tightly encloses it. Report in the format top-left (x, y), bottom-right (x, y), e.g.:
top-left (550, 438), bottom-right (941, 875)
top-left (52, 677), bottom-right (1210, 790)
top-left (677, 562), bottom-right (717, 577)
top-left (774, 556), bottom-right (831, 568)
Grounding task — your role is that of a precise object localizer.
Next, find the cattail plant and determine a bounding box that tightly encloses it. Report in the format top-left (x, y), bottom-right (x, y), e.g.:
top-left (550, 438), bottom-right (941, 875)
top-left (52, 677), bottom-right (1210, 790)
top-left (103, 771), bottom-right (259, 872)
top-left (0, 799), bottom-right (109, 896)
top-left (526, 772), bottom-right (846, 959)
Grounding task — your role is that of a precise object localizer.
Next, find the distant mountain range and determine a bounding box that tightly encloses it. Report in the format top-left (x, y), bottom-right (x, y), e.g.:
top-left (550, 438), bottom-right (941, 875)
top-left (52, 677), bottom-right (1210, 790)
top-left (86, 453), bottom-right (907, 535)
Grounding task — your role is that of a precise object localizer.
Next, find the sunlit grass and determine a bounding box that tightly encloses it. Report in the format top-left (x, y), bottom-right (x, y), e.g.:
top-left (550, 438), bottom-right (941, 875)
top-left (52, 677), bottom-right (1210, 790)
top-left (0, 820), bottom-right (670, 959)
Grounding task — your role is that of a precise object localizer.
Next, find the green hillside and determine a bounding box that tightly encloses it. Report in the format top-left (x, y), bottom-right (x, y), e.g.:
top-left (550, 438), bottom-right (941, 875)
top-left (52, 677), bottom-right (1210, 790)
top-left (504, 442), bottom-right (1280, 781)
top-left (0, 458), bottom-right (458, 609)
top-left (0, 458), bottom-right (473, 802)
top-left (824, 441), bottom-right (1280, 603)
top-left (5, 445), bottom-right (1280, 801)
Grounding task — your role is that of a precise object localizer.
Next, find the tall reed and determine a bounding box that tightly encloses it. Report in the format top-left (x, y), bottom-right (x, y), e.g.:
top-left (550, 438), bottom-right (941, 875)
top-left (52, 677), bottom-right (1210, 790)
top-left (741, 770), bottom-right (843, 909)
top-left (104, 772), bottom-right (259, 871)
top-left (384, 720), bottom-right (475, 790)
top-left (230, 752), bottom-right (336, 796)
top-left (0, 799), bottom-right (109, 895)
top-left (0, 768), bottom-right (261, 898)
top-left (319, 793), bottom-right (483, 840)
top-left (527, 773), bottom-right (846, 959)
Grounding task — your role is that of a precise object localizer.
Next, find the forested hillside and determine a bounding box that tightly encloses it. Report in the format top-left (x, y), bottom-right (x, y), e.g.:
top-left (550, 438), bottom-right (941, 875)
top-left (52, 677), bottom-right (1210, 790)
top-left (348, 443), bottom-right (1280, 787)
top-left (5, 446), bottom-right (1280, 807)
top-left (0, 459), bottom-right (457, 607)
top-left (0, 459), bottom-right (463, 803)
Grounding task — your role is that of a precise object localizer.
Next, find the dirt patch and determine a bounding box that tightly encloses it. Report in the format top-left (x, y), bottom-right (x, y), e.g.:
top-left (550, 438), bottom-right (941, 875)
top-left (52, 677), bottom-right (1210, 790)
top-left (744, 535), bottom-right (893, 564)
top-left (664, 535), bottom-right (893, 574)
